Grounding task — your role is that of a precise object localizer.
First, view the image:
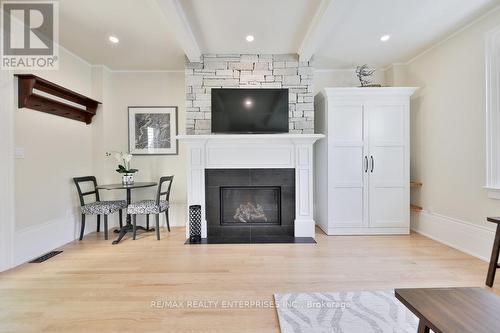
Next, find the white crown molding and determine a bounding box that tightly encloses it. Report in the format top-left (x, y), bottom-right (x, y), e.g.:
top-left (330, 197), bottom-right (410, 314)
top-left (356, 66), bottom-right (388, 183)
top-left (314, 68), bottom-right (354, 73)
top-left (90, 64), bottom-right (184, 73)
top-left (314, 68), bottom-right (386, 73)
top-left (321, 87), bottom-right (418, 98)
top-left (90, 64), bottom-right (112, 72)
top-left (60, 48), bottom-right (185, 73)
top-left (381, 62), bottom-right (408, 72)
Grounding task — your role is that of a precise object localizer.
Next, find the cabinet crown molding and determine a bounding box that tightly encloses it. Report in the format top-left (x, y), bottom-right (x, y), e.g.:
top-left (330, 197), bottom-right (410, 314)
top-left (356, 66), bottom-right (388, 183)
top-left (321, 87), bottom-right (419, 98)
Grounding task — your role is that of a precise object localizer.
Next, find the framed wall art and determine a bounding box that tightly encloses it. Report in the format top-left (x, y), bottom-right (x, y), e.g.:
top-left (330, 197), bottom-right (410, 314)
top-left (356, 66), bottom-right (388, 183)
top-left (128, 106), bottom-right (178, 155)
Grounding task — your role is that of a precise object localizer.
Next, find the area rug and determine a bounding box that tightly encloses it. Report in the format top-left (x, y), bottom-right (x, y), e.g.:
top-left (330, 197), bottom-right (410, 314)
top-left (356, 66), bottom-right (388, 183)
top-left (274, 290), bottom-right (421, 333)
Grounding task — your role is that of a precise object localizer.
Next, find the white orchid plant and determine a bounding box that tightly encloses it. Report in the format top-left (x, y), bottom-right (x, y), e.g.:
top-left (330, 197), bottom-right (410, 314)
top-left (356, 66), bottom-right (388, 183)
top-left (113, 152), bottom-right (138, 175)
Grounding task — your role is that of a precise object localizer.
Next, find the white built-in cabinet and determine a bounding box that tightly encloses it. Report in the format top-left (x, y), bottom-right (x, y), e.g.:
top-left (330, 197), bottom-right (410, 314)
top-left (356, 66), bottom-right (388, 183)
top-left (314, 88), bottom-right (418, 235)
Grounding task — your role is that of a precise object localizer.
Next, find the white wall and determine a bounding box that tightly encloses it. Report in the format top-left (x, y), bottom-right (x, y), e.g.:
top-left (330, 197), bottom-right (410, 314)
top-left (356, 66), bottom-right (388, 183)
top-left (385, 7), bottom-right (500, 260)
top-left (314, 69), bottom-right (387, 94)
top-left (385, 64), bottom-right (408, 87)
top-left (13, 48), bottom-right (95, 264)
top-left (401, 8), bottom-right (500, 229)
top-left (9, 59), bottom-right (186, 266)
top-left (0, 69), bottom-right (15, 271)
top-left (97, 70), bottom-right (187, 227)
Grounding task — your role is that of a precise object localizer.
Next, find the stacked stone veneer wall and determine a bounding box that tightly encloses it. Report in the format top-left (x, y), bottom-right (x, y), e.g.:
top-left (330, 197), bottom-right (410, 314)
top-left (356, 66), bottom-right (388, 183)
top-left (185, 54), bottom-right (314, 134)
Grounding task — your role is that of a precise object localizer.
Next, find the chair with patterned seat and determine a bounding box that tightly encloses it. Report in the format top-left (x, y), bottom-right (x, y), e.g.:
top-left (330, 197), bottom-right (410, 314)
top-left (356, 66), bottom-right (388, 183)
top-left (73, 176), bottom-right (126, 241)
top-left (127, 176), bottom-right (173, 240)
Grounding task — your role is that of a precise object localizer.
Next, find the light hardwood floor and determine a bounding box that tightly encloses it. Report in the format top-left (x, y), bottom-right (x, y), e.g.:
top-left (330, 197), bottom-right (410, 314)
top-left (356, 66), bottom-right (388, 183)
top-left (0, 227), bottom-right (497, 333)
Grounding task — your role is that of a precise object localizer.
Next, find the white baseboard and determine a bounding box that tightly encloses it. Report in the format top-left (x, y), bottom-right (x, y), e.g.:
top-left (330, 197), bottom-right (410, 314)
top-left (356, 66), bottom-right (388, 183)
top-left (324, 227), bottom-right (410, 235)
top-left (13, 203), bottom-right (187, 267)
top-left (411, 210), bottom-right (496, 262)
top-left (14, 212), bottom-right (78, 266)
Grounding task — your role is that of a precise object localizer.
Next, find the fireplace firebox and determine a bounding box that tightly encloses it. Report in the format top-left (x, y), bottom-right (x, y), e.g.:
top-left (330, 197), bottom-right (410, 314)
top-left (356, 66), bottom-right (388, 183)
top-left (205, 169), bottom-right (295, 241)
top-left (221, 186), bottom-right (280, 225)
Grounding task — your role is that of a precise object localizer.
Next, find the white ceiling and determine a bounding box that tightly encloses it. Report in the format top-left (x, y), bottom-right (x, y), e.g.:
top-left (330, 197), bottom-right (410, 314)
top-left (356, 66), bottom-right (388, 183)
top-left (58, 0), bottom-right (500, 70)
top-left (314, 0), bottom-right (500, 69)
top-left (181, 0), bottom-right (321, 54)
top-left (59, 0), bottom-right (185, 70)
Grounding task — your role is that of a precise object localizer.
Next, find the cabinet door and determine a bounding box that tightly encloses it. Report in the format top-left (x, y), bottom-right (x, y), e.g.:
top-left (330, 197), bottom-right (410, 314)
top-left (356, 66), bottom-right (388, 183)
top-left (328, 104), bottom-right (369, 227)
top-left (367, 104), bottom-right (409, 228)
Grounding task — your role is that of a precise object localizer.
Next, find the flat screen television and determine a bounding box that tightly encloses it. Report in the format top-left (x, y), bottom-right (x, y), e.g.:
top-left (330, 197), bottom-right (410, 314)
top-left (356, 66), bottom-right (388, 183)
top-left (211, 88), bottom-right (289, 133)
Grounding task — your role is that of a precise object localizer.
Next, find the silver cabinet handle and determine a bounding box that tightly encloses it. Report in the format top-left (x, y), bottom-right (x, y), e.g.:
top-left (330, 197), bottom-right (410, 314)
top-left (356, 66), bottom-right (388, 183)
top-left (364, 156), bottom-right (368, 173)
top-left (370, 156), bottom-right (374, 173)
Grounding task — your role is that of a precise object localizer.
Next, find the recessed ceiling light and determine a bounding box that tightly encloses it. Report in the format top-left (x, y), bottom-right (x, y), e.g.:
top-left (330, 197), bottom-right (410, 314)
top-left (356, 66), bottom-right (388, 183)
top-left (246, 35), bottom-right (254, 42)
top-left (108, 35), bottom-right (119, 44)
top-left (244, 99), bottom-right (253, 107)
top-left (380, 34), bottom-right (391, 42)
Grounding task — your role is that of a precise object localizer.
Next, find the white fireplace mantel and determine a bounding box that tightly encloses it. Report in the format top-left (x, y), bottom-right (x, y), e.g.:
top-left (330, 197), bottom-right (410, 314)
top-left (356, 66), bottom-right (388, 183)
top-left (177, 134), bottom-right (324, 239)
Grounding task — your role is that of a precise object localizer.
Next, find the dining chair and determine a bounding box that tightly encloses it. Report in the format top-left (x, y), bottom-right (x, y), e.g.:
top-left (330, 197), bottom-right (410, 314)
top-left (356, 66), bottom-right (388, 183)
top-left (73, 176), bottom-right (126, 241)
top-left (127, 176), bottom-right (173, 240)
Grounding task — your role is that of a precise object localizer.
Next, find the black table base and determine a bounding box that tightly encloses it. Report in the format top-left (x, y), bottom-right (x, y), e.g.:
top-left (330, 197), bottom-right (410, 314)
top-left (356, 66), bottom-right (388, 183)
top-left (112, 223), bottom-right (154, 245)
top-left (96, 182), bottom-right (158, 245)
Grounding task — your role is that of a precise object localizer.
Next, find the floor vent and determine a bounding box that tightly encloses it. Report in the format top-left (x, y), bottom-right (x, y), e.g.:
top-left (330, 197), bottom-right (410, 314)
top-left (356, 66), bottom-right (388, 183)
top-left (29, 251), bottom-right (63, 263)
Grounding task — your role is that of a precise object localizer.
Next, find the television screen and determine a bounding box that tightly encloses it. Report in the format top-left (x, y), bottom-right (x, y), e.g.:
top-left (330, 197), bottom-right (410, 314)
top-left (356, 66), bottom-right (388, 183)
top-left (211, 88), bottom-right (289, 133)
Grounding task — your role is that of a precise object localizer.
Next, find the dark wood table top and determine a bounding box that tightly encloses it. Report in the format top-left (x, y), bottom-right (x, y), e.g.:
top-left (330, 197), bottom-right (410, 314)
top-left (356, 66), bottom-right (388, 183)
top-left (96, 182), bottom-right (157, 190)
top-left (487, 217), bottom-right (500, 224)
top-left (395, 288), bottom-right (500, 333)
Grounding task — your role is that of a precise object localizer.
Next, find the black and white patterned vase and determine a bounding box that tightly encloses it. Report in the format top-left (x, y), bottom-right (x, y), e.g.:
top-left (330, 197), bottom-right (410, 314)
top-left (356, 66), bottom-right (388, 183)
top-left (122, 174), bottom-right (134, 185)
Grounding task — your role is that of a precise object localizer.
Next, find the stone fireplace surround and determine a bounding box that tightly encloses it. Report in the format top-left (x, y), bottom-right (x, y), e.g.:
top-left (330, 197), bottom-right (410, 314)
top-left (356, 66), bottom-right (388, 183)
top-left (185, 54), bottom-right (314, 135)
top-left (177, 133), bottom-right (324, 240)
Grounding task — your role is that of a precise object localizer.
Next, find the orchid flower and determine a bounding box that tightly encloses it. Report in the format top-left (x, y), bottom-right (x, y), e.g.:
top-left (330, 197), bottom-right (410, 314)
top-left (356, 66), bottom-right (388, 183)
top-left (109, 151), bottom-right (138, 175)
top-left (123, 153), bottom-right (132, 163)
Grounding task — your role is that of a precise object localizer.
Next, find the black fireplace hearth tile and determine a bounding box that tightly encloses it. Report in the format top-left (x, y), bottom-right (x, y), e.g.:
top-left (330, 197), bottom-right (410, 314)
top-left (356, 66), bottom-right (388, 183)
top-left (252, 236), bottom-right (315, 244)
top-left (184, 236), bottom-right (316, 245)
top-left (249, 168), bottom-right (295, 186)
top-left (280, 186), bottom-right (295, 225)
top-left (207, 226), bottom-right (250, 238)
top-left (205, 235), bottom-right (252, 243)
top-left (205, 187), bottom-right (220, 223)
top-left (205, 169), bottom-right (251, 186)
top-left (250, 225), bottom-right (294, 237)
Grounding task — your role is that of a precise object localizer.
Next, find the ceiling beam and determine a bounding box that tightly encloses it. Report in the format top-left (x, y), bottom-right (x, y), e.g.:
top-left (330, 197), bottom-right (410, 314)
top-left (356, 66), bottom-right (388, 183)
top-left (156, 0), bottom-right (202, 62)
top-left (298, 0), bottom-right (336, 62)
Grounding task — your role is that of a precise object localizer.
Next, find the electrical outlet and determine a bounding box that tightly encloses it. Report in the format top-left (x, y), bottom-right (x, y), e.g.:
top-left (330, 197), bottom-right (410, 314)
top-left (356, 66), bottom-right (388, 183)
top-left (14, 147), bottom-right (25, 159)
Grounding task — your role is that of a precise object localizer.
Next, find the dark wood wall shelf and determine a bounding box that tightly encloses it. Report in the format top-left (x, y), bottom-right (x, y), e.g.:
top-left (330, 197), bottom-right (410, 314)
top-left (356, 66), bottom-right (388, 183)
top-left (14, 74), bottom-right (101, 124)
